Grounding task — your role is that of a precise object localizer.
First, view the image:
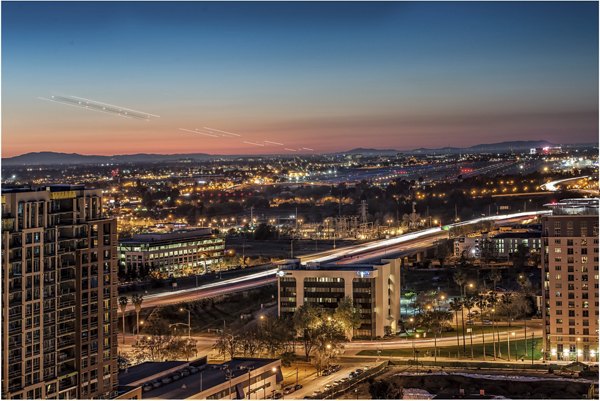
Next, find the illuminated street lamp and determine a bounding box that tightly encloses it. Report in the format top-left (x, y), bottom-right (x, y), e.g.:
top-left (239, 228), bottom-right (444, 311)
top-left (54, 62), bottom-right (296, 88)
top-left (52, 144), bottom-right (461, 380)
top-left (179, 307), bottom-right (191, 338)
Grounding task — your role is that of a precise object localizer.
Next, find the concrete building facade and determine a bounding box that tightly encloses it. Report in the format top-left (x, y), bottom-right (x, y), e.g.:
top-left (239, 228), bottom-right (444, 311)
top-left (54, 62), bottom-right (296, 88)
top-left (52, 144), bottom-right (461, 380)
top-left (541, 198), bottom-right (599, 362)
top-left (277, 258), bottom-right (401, 338)
top-left (1, 186), bottom-right (119, 399)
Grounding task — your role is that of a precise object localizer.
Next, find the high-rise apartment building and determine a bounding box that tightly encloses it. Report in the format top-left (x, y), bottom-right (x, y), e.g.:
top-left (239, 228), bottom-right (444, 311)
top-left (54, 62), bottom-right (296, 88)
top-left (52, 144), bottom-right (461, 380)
top-left (541, 198), bottom-right (599, 362)
top-left (1, 185), bottom-right (119, 399)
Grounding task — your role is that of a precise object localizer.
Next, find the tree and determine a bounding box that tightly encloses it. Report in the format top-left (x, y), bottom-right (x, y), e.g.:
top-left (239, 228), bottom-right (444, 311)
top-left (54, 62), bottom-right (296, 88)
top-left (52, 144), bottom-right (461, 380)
top-left (475, 294), bottom-right (488, 360)
top-left (418, 309), bottom-right (452, 362)
top-left (487, 291), bottom-right (499, 360)
top-left (500, 292), bottom-right (514, 327)
top-left (254, 223), bottom-right (275, 240)
top-left (313, 322), bottom-right (345, 374)
top-left (293, 304), bottom-right (321, 361)
top-left (463, 296), bottom-right (476, 358)
top-left (512, 243), bottom-right (529, 269)
top-left (368, 379), bottom-right (404, 399)
top-left (487, 269), bottom-right (502, 291)
top-left (333, 297), bottom-right (362, 340)
top-left (131, 294), bottom-right (144, 337)
top-left (213, 329), bottom-right (240, 360)
top-left (239, 327), bottom-right (262, 357)
top-left (448, 299), bottom-right (463, 354)
top-left (119, 296), bottom-right (129, 344)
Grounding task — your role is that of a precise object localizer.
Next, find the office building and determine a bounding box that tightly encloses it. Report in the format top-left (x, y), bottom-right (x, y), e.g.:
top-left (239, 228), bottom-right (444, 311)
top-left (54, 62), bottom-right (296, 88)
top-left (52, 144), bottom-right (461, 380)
top-left (541, 198), bottom-right (599, 362)
top-left (118, 357), bottom-right (282, 399)
top-left (118, 228), bottom-right (224, 278)
top-left (1, 185), bottom-right (119, 399)
top-left (277, 258), bottom-right (401, 338)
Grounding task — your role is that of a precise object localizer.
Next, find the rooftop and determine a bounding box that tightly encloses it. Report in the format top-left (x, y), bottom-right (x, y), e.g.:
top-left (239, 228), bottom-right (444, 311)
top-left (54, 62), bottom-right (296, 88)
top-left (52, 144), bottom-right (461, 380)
top-left (120, 228), bottom-right (214, 244)
top-left (544, 198), bottom-right (599, 216)
top-left (140, 358), bottom-right (279, 399)
top-left (492, 230), bottom-right (541, 239)
top-left (1, 184), bottom-right (88, 194)
top-left (119, 360), bottom-right (190, 387)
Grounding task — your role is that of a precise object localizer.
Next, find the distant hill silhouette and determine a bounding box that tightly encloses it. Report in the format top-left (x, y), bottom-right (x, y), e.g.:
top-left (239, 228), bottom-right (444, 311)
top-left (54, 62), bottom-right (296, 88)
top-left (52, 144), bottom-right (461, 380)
top-left (1, 140), bottom-right (571, 166)
top-left (2, 151), bottom-right (214, 166)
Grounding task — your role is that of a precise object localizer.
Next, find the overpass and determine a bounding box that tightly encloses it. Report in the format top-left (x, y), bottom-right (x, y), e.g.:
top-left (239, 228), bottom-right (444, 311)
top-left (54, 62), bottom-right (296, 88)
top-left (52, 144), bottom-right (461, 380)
top-left (121, 210), bottom-right (549, 313)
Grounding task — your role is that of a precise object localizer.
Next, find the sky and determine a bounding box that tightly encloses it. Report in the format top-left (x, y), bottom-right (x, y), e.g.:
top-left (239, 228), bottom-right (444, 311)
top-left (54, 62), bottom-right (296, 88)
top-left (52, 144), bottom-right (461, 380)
top-left (2, 1), bottom-right (598, 156)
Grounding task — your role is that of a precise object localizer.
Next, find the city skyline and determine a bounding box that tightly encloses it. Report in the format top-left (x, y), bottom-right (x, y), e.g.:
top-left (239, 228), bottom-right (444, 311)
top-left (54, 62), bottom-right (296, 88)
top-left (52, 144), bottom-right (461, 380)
top-left (3, 1), bottom-right (598, 157)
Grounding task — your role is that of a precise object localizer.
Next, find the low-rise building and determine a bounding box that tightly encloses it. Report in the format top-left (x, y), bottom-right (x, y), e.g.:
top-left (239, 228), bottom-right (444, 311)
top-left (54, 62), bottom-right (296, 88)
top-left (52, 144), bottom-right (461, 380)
top-left (491, 230), bottom-right (541, 258)
top-left (277, 258), bottom-right (401, 338)
top-left (118, 228), bottom-right (225, 278)
top-left (119, 357), bottom-right (282, 399)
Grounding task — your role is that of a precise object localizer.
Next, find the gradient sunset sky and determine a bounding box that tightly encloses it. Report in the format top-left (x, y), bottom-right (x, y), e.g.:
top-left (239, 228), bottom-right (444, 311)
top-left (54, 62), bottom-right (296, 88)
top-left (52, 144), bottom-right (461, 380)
top-left (2, 1), bottom-right (598, 156)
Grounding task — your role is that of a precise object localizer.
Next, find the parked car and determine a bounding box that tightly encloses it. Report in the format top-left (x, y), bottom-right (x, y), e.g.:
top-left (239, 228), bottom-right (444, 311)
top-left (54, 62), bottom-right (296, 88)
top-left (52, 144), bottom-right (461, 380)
top-left (466, 320), bottom-right (474, 325)
top-left (273, 391), bottom-right (283, 399)
top-left (483, 320), bottom-right (493, 325)
top-left (295, 384), bottom-right (304, 391)
top-left (142, 383), bottom-right (153, 392)
top-left (161, 377), bottom-right (172, 384)
top-left (283, 386), bottom-right (295, 395)
top-left (151, 381), bottom-right (161, 388)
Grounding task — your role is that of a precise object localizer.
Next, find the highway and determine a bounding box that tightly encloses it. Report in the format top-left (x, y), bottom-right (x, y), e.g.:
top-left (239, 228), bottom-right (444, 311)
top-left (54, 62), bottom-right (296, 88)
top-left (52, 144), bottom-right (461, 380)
top-left (541, 175), bottom-right (590, 191)
top-left (122, 210), bottom-right (550, 313)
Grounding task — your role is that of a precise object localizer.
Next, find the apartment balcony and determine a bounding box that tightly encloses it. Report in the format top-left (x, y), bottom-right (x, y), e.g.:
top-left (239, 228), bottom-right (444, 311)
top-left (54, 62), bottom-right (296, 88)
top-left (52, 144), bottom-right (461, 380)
top-left (58, 294), bottom-right (76, 309)
top-left (58, 309), bottom-right (75, 324)
top-left (8, 323), bottom-right (22, 334)
top-left (57, 337), bottom-right (75, 350)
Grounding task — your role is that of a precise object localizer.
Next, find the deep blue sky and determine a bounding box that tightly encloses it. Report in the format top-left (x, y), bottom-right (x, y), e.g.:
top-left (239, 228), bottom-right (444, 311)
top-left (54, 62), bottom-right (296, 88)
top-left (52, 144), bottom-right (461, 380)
top-left (3, 1), bottom-right (598, 155)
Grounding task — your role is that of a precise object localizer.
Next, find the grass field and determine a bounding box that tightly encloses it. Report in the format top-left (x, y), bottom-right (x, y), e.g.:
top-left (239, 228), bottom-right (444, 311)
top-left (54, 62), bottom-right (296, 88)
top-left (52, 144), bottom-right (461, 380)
top-left (406, 325), bottom-right (522, 339)
top-left (358, 337), bottom-right (543, 360)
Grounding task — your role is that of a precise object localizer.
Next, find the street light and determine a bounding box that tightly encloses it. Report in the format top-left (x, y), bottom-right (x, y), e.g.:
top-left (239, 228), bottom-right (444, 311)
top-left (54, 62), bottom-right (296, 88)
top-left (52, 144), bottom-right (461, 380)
top-left (508, 331), bottom-right (515, 361)
top-left (179, 307), bottom-right (191, 338)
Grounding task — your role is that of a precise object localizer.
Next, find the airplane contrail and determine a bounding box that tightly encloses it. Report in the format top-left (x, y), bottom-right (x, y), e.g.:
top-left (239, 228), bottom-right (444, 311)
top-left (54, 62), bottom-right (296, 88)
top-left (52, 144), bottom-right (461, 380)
top-left (179, 128), bottom-right (219, 137)
top-left (243, 141), bottom-right (265, 147)
top-left (284, 148), bottom-right (297, 152)
top-left (38, 95), bottom-right (159, 120)
top-left (203, 127), bottom-right (242, 137)
top-left (301, 147), bottom-right (314, 151)
top-left (264, 140), bottom-right (284, 146)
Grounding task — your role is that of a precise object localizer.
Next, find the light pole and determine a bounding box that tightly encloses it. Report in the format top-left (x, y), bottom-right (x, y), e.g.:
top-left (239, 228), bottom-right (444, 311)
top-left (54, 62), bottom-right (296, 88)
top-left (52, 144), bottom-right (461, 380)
top-left (179, 307), bottom-right (191, 338)
top-left (576, 338), bottom-right (581, 362)
top-left (413, 334), bottom-right (420, 359)
top-left (508, 331), bottom-right (515, 361)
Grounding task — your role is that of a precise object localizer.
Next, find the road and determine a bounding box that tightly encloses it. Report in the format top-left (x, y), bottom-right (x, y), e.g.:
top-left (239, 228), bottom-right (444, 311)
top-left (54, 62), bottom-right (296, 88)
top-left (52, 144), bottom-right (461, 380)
top-left (122, 274), bottom-right (276, 313)
top-left (541, 175), bottom-right (593, 192)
